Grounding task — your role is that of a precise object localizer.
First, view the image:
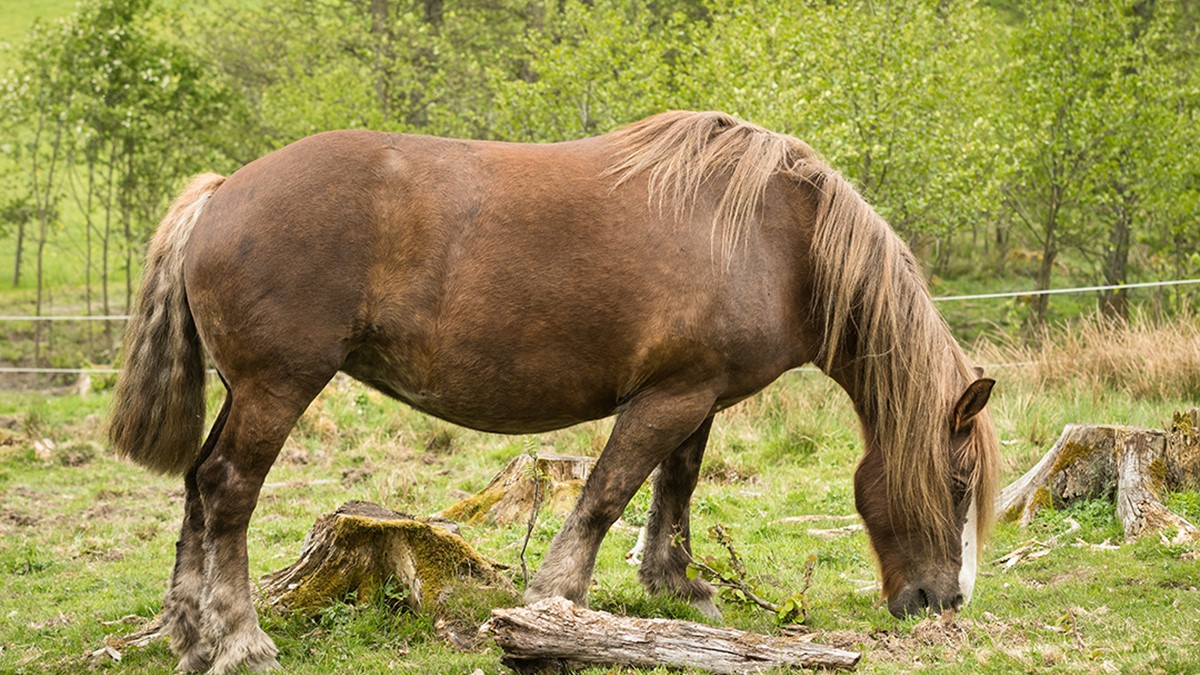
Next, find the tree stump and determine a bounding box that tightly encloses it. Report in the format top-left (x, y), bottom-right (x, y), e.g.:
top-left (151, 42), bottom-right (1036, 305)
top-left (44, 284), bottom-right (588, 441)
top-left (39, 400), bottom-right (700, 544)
top-left (440, 453), bottom-right (593, 525)
top-left (260, 501), bottom-right (512, 613)
top-left (995, 410), bottom-right (1200, 541)
top-left (481, 597), bottom-right (861, 673)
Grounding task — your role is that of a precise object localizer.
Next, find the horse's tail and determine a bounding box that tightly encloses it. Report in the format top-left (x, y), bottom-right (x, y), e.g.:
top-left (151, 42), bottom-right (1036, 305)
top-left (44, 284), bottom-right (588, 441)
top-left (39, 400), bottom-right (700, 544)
top-left (107, 173), bottom-right (226, 476)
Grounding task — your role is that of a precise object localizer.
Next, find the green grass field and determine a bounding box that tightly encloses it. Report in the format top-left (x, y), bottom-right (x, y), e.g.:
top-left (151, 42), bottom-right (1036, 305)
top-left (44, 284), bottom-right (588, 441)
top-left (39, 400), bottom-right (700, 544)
top-left (2, 335), bottom-right (1198, 673)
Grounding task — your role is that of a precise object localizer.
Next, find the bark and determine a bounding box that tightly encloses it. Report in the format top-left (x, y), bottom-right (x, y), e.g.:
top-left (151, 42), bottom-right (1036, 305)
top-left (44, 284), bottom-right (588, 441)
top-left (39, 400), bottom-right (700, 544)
top-left (260, 500), bottom-right (512, 613)
top-left (370, 0), bottom-right (392, 124)
top-left (12, 215), bottom-right (23, 288)
top-left (995, 411), bottom-right (1200, 541)
top-left (1100, 203), bottom-right (1132, 320)
top-left (482, 597), bottom-right (861, 674)
top-left (1115, 429), bottom-right (1197, 540)
top-left (440, 453), bottom-right (593, 526)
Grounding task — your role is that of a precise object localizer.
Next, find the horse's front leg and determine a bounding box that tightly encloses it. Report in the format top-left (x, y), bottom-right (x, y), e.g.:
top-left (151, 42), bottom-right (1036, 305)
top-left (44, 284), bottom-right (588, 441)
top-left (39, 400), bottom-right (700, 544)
top-left (195, 385), bottom-right (311, 674)
top-left (526, 384), bottom-right (719, 606)
top-left (637, 416), bottom-right (720, 618)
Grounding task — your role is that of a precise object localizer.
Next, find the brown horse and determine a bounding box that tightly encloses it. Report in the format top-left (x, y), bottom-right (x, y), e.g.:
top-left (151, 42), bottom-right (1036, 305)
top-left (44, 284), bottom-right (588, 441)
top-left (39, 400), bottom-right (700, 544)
top-left (109, 111), bottom-right (998, 674)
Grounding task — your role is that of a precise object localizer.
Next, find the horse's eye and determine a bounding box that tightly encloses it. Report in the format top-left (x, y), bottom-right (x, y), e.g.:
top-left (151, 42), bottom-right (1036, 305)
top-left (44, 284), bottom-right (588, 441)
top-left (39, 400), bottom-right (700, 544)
top-left (951, 475), bottom-right (970, 502)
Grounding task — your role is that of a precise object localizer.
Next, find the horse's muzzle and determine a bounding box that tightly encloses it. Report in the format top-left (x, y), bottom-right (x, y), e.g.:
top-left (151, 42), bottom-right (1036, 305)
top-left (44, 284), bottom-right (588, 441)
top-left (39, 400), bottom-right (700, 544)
top-left (887, 584), bottom-right (964, 618)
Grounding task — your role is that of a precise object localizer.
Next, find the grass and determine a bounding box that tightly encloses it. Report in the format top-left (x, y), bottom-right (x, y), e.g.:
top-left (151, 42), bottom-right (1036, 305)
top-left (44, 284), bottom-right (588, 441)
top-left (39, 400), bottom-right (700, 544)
top-left (2, 320), bottom-right (1199, 673)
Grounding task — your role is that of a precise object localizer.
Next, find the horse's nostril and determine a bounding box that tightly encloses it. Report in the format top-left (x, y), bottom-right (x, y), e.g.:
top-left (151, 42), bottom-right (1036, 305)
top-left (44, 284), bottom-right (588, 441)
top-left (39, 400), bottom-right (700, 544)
top-left (916, 588), bottom-right (929, 609)
top-left (951, 593), bottom-right (964, 609)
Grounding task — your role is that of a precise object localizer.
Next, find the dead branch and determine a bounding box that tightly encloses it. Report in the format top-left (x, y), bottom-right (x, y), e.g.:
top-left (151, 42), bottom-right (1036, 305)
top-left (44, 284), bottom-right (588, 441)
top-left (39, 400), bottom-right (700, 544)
top-left (481, 597), bottom-right (861, 673)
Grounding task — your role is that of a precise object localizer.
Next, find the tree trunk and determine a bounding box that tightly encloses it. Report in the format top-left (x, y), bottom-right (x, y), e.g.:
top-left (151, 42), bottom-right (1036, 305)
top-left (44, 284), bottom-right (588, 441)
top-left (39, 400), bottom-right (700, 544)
top-left (83, 156), bottom-right (96, 355)
top-left (122, 139), bottom-right (135, 315)
top-left (1031, 240), bottom-right (1056, 328)
top-left (482, 597), bottom-right (862, 674)
top-left (1100, 193), bottom-right (1133, 320)
top-left (995, 412), bottom-right (1200, 541)
top-left (102, 144), bottom-right (116, 350)
top-left (260, 501), bottom-right (512, 613)
top-left (31, 115), bottom-right (65, 367)
top-left (370, 0), bottom-right (392, 124)
top-left (12, 214), bottom-right (23, 288)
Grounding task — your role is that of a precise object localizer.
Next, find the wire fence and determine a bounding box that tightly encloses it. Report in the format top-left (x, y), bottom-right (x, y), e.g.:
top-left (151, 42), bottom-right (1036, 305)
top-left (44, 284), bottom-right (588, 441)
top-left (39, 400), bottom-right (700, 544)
top-left (1, 277), bottom-right (1197, 377)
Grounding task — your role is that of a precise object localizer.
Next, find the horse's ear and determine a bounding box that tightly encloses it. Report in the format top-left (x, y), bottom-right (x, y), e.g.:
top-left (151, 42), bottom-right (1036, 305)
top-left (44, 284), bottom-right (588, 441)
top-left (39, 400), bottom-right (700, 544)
top-left (953, 378), bottom-right (995, 433)
top-left (973, 366), bottom-right (985, 378)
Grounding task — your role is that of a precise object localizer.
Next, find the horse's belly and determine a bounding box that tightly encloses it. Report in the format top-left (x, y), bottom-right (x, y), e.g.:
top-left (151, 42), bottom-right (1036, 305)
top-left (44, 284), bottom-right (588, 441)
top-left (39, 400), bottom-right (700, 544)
top-left (341, 345), bottom-right (619, 434)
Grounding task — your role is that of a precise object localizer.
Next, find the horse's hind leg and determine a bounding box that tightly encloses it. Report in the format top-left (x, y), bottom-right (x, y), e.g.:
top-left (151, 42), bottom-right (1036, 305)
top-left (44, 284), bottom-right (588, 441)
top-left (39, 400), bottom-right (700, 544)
top-left (526, 386), bottom-right (718, 606)
top-left (162, 393), bottom-right (231, 672)
top-left (637, 416), bottom-right (720, 618)
top-left (195, 379), bottom-right (324, 674)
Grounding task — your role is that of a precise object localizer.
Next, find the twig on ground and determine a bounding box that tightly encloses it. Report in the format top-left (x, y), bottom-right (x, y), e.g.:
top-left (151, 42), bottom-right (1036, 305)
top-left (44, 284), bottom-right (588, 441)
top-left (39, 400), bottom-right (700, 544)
top-left (807, 523), bottom-right (864, 539)
top-left (774, 514), bottom-right (860, 524)
top-left (518, 442), bottom-right (543, 589)
top-left (683, 524), bottom-right (816, 623)
top-left (991, 518), bottom-right (1081, 568)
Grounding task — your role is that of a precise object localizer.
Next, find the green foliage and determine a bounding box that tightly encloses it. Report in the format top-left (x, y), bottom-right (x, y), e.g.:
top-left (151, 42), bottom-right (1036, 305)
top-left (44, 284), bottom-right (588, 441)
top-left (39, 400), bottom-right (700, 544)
top-left (997, 0), bottom-right (1198, 323)
top-left (3, 0), bottom-right (1199, 366)
top-left (685, 523), bottom-right (817, 625)
top-left (489, 0), bottom-right (692, 141)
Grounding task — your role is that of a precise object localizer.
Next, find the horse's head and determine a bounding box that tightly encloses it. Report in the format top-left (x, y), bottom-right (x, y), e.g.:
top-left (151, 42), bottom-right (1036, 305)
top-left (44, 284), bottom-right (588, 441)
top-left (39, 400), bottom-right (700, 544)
top-left (854, 377), bottom-right (996, 618)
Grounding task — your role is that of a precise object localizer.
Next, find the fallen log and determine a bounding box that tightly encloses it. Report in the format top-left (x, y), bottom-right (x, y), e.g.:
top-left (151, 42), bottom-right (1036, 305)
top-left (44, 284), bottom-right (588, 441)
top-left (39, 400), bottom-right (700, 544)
top-left (481, 597), bottom-right (861, 673)
top-left (260, 500), bottom-right (512, 612)
top-left (996, 409), bottom-right (1200, 541)
top-left (440, 453), bottom-right (593, 525)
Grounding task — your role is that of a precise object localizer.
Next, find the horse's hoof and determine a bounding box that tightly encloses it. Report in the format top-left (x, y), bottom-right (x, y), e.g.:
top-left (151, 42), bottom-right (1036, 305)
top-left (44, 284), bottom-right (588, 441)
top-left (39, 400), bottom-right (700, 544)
top-left (204, 627), bottom-right (279, 675)
top-left (691, 596), bottom-right (722, 620)
top-left (246, 656), bottom-right (281, 672)
top-left (174, 648), bottom-right (212, 674)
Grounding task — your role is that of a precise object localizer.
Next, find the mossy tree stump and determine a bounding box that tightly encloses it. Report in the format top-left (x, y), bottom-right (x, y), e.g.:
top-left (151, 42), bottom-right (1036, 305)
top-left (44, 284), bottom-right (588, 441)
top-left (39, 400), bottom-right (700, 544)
top-left (440, 453), bottom-right (593, 525)
top-left (260, 501), bottom-right (512, 613)
top-left (996, 409), bottom-right (1200, 540)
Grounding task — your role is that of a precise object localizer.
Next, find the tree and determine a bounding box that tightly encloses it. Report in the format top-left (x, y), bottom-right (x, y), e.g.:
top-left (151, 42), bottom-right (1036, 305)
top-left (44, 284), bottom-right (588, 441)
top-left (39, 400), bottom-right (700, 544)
top-left (489, 0), bottom-right (693, 142)
top-left (683, 0), bottom-right (1003, 271)
top-left (1, 0), bottom-right (244, 358)
top-left (997, 0), bottom-right (1177, 326)
top-left (187, 0), bottom-right (536, 145)
top-left (1, 16), bottom-right (75, 362)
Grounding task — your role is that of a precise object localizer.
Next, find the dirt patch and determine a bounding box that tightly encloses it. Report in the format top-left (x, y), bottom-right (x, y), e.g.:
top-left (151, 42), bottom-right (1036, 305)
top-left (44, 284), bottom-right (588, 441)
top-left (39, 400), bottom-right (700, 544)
top-left (341, 466), bottom-right (374, 486)
top-left (278, 441), bottom-right (314, 465)
top-left (2, 510), bottom-right (40, 527)
top-left (800, 614), bottom-right (1027, 666)
top-left (701, 457), bottom-right (759, 484)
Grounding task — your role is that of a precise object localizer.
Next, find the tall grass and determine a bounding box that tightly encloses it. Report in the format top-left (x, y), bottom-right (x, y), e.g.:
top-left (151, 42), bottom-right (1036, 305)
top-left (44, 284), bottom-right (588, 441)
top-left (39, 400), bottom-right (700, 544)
top-left (978, 313), bottom-right (1200, 402)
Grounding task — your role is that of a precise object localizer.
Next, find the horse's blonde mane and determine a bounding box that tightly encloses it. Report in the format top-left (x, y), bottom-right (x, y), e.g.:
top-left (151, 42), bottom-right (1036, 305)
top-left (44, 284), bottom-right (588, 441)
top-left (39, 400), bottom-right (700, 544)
top-left (810, 169), bottom-right (999, 549)
top-left (605, 110), bottom-right (816, 260)
top-left (606, 110), bottom-right (998, 548)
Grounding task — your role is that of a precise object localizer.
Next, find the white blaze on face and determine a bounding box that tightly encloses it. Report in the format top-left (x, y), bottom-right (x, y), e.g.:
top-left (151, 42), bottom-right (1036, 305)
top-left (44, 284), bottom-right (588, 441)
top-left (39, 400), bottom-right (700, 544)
top-left (958, 497), bottom-right (978, 605)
